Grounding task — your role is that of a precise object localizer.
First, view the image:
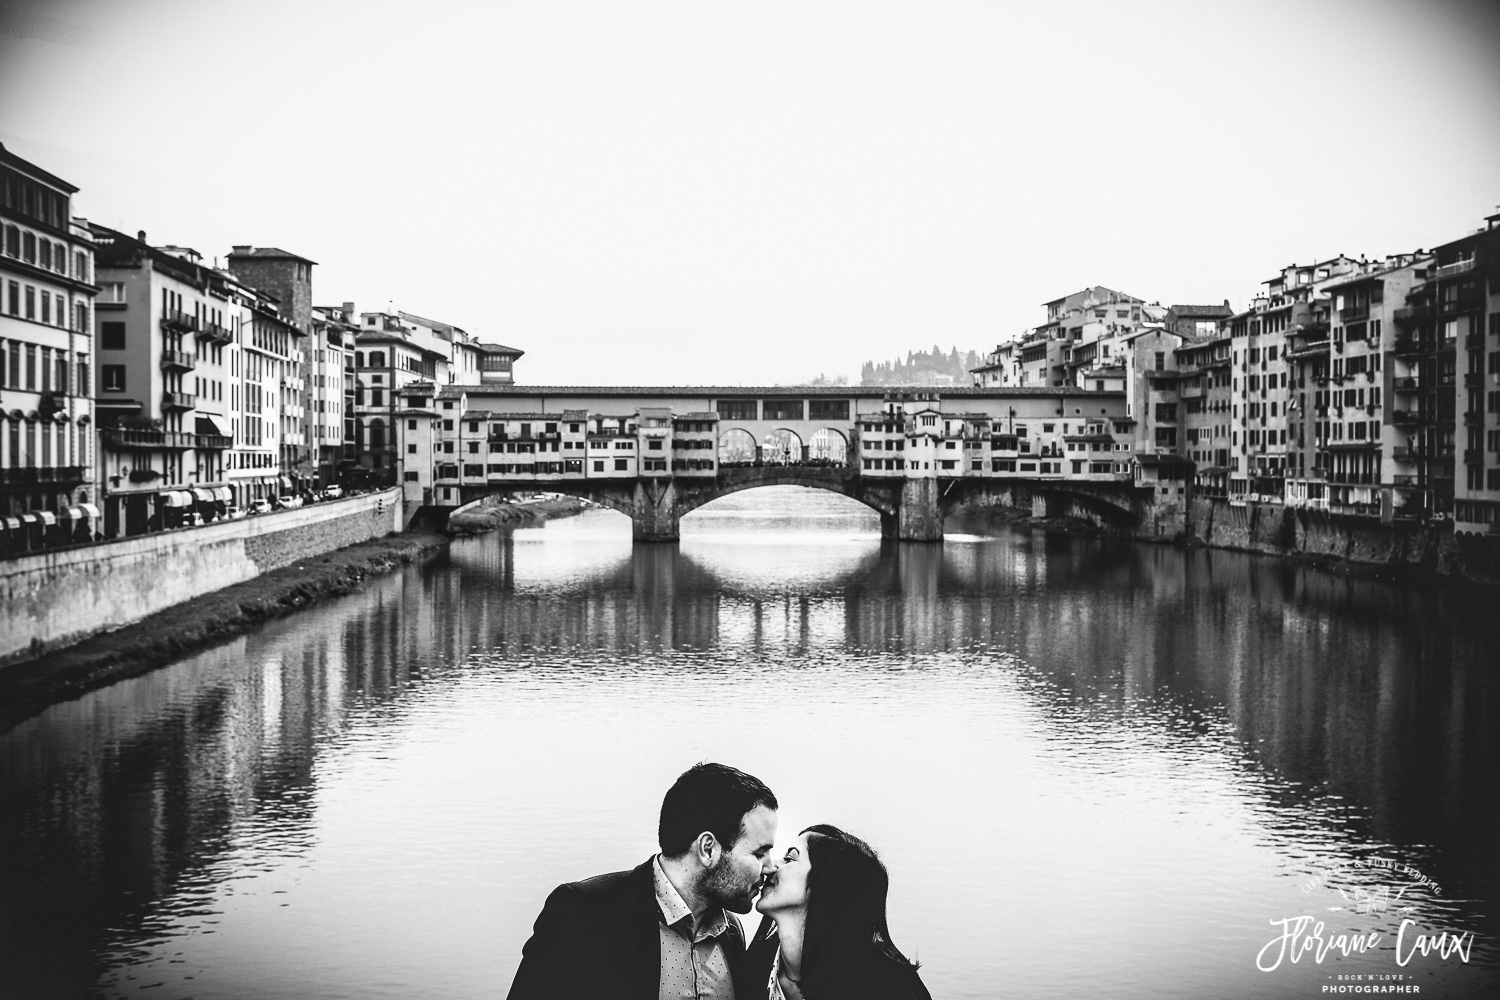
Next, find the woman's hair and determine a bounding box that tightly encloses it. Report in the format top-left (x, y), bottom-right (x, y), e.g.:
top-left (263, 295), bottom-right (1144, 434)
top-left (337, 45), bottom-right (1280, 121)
top-left (800, 824), bottom-right (919, 978)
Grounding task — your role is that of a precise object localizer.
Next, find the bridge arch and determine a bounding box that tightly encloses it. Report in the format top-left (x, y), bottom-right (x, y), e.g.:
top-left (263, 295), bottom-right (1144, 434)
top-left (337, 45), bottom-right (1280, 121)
top-left (674, 468), bottom-right (897, 520)
top-left (807, 428), bottom-right (849, 466)
top-left (760, 429), bottom-right (803, 465)
top-left (718, 427), bottom-right (757, 465)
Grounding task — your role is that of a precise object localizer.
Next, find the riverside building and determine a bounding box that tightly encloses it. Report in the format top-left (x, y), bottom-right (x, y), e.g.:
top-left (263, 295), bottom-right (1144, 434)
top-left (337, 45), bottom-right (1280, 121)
top-left (226, 246), bottom-right (317, 491)
top-left (351, 308), bottom-right (521, 485)
top-left (88, 226), bottom-right (243, 536)
top-left (0, 142), bottom-right (100, 547)
top-left (1407, 216), bottom-right (1500, 533)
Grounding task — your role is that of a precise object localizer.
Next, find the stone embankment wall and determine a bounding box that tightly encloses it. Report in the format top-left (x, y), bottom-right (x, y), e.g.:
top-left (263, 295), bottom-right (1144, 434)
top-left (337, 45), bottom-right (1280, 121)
top-left (1186, 497), bottom-right (1500, 585)
top-left (1, 490), bottom-right (402, 665)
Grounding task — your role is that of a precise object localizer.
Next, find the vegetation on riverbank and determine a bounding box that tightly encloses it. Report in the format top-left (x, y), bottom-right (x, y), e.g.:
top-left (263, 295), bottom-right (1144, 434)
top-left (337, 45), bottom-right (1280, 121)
top-left (445, 495), bottom-right (591, 536)
top-left (0, 532), bottom-right (450, 733)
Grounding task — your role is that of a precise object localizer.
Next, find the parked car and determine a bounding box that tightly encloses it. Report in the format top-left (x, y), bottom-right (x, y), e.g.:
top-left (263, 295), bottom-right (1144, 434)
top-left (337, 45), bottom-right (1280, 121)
top-left (321, 484), bottom-right (344, 500)
top-left (277, 495), bottom-right (304, 509)
top-left (226, 506), bottom-right (247, 520)
top-left (248, 499), bottom-right (273, 515)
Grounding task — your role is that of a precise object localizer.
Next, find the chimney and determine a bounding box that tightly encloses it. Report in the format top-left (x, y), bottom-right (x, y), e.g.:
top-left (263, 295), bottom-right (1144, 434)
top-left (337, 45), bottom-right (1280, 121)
top-left (231, 245), bottom-right (251, 255)
top-left (342, 301), bottom-right (355, 317)
top-left (137, 230), bottom-right (147, 243)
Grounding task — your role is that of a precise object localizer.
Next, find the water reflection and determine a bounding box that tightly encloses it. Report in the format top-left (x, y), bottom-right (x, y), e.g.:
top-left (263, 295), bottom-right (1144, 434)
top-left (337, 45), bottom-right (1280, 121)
top-left (0, 490), bottom-right (1496, 999)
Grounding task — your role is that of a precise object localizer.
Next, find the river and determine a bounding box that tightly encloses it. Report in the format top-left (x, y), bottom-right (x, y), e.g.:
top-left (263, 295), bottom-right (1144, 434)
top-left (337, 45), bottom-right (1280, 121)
top-left (1, 487), bottom-right (1496, 999)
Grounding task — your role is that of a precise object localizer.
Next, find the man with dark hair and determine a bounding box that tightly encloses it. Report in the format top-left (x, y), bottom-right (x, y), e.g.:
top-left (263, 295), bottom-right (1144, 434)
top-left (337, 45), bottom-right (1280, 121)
top-left (507, 762), bottom-right (779, 1000)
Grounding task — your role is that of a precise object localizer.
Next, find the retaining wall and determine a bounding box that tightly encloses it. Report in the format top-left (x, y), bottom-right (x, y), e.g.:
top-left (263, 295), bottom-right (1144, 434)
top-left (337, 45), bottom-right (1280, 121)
top-left (1186, 496), bottom-right (1500, 585)
top-left (1, 489), bottom-right (402, 665)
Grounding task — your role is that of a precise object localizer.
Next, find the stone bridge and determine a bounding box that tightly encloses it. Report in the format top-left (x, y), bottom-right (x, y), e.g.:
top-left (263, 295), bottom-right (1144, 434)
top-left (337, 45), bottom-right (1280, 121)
top-left (454, 467), bottom-right (1161, 541)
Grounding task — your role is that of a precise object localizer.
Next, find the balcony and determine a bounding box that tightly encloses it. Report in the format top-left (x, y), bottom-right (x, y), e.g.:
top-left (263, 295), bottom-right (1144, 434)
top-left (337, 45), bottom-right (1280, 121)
top-left (1326, 471), bottom-right (1378, 486)
top-left (161, 391), bottom-right (196, 410)
top-left (1465, 372), bottom-right (1484, 387)
top-left (1338, 303), bottom-right (1369, 323)
top-left (1434, 258), bottom-right (1476, 279)
top-left (1393, 376), bottom-right (1422, 392)
top-left (1392, 474), bottom-right (1417, 487)
top-left (160, 349), bottom-right (197, 372)
top-left (1464, 448), bottom-right (1483, 463)
top-left (101, 427), bottom-right (196, 449)
top-left (1466, 333), bottom-right (1484, 351)
top-left (1392, 334), bottom-right (1426, 356)
top-left (160, 309), bottom-right (200, 333)
top-left (0, 465), bottom-right (90, 484)
top-left (201, 322), bottom-right (233, 345)
top-left (1390, 410), bottom-right (1432, 427)
top-left (1390, 446), bottom-right (1424, 462)
top-left (1464, 410), bottom-right (1484, 426)
top-left (196, 433), bottom-right (233, 449)
top-left (1393, 305), bottom-right (1431, 325)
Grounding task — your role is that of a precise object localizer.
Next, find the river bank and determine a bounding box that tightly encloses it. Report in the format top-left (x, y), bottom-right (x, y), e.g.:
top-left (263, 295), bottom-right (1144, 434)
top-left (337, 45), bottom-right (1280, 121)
top-left (0, 496), bottom-right (598, 732)
top-left (0, 531), bottom-right (450, 734)
top-left (445, 494), bottom-right (591, 535)
top-left (952, 497), bottom-right (1500, 588)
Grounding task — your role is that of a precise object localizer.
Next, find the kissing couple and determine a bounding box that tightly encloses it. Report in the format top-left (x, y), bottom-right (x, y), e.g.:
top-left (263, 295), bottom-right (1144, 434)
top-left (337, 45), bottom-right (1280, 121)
top-left (506, 762), bottom-right (931, 1000)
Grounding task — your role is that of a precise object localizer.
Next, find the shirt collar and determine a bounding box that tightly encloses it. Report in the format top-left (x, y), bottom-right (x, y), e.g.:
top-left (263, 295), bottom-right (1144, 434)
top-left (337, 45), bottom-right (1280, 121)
top-left (652, 855), bottom-right (730, 939)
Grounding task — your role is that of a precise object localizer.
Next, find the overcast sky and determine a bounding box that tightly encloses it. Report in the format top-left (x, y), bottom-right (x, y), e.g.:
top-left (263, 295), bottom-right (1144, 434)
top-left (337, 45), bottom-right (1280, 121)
top-left (3, 0), bottom-right (1499, 386)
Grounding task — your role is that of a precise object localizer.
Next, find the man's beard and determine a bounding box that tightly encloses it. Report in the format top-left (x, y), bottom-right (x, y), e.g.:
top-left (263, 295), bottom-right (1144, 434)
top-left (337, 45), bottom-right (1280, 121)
top-left (702, 858), bottom-right (757, 914)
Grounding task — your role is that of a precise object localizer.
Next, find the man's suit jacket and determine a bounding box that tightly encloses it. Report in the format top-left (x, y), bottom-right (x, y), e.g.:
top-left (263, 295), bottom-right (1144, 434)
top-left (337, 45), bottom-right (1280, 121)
top-left (506, 857), bottom-right (771, 1000)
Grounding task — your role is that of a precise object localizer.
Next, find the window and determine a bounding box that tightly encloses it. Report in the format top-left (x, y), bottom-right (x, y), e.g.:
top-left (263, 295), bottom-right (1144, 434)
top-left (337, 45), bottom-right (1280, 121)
top-left (103, 364), bottom-right (126, 391)
top-left (808, 399), bottom-right (849, 420)
top-left (614, 459), bottom-right (628, 470)
top-left (593, 461), bottom-right (605, 473)
top-left (101, 321), bottom-right (126, 350)
top-left (6, 281), bottom-right (17, 315)
top-left (717, 399), bottom-right (757, 420)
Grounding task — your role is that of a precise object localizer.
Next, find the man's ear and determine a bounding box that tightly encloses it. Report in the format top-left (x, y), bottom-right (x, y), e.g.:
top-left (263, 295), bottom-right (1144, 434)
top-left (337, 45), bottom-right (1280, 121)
top-left (694, 831), bottom-right (720, 866)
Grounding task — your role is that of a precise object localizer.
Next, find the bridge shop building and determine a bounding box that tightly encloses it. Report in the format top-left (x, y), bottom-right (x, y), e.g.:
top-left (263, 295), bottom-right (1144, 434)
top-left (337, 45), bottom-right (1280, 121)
top-left (393, 384), bottom-right (1185, 541)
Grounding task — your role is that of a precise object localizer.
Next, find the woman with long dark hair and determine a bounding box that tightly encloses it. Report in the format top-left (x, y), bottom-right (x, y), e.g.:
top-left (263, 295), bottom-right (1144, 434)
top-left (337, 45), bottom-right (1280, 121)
top-left (750, 824), bottom-right (931, 1000)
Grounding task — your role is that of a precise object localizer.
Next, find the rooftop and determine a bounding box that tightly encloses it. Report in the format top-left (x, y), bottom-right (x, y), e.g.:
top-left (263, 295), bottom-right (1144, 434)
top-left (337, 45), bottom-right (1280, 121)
top-left (0, 140), bottom-right (78, 194)
top-left (228, 246), bottom-right (318, 265)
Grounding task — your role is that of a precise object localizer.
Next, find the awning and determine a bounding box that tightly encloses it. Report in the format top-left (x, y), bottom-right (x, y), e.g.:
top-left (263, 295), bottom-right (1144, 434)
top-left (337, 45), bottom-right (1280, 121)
top-left (18, 512), bottom-right (40, 525)
top-left (161, 491), bottom-right (192, 507)
top-left (2, 516), bottom-right (20, 531)
top-left (80, 503), bottom-right (101, 519)
top-left (36, 510), bottom-right (57, 526)
top-left (62, 505), bottom-right (87, 519)
top-left (212, 486), bottom-right (232, 502)
top-left (195, 415), bottom-right (226, 435)
top-left (279, 476), bottom-right (293, 490)
top-left (191, 487), bottom-right (215, 503)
